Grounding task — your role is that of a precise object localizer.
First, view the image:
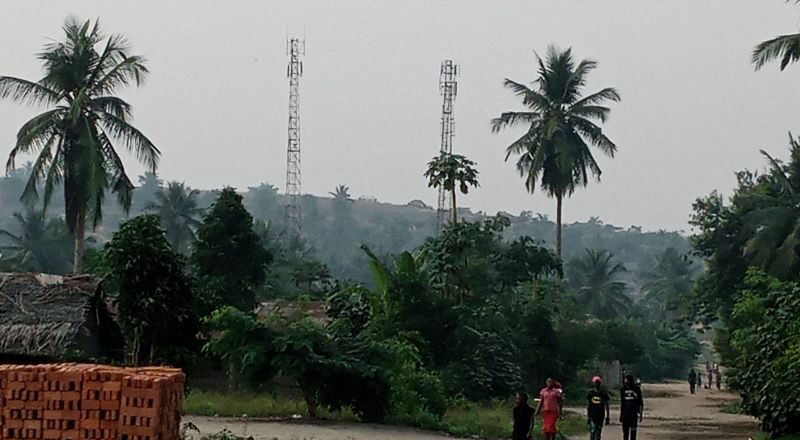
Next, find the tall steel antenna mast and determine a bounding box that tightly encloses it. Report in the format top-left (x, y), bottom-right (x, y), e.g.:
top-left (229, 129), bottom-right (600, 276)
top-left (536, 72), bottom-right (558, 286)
top-left (437, 60), bottom-right (458, 230)
top-left (285, 37), bottom-right (305, 238)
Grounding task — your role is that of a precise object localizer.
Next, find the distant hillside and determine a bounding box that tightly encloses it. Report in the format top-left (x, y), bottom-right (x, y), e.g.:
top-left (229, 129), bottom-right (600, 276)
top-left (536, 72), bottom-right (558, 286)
top-left (0, 172), bottom-right (692, 285)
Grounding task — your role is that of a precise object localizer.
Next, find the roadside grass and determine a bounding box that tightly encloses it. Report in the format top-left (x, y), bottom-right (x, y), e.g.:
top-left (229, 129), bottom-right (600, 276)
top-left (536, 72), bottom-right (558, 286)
top-left (443, 400), bottom-right (585, 439)
top-left (184, 392), bottom-right (588, 439)
top-left (182, 391), bottom-right (356, 421)
top-left (755, 435), bottom-right (800, 440)
top-left (718, 401), bottom-right (743, 414)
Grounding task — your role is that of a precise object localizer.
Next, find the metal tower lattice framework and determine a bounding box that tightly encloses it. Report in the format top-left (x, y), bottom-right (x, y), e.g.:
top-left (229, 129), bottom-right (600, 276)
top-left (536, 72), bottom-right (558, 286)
top-left (437, 60), bottom-right (458, 230)
top-left (285, 38), bottom-right (305, 238)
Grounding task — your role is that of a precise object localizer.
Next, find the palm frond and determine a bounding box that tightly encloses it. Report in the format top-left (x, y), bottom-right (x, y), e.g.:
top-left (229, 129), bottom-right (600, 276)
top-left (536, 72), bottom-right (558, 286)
top-left (91, 96), bottom-right (132, 121)
top-left (0, 77), bottom-right (60, 106)
top-left (491, 112), bottom-right (538, 132)
top-left (93, 55), bottom-right (149, 95)
top-left (753, 33), bottom-right (800, 71)
top-left (100, 113), bottom-right (160, 172)
top-left (572, 87), bottom-right (621, 108)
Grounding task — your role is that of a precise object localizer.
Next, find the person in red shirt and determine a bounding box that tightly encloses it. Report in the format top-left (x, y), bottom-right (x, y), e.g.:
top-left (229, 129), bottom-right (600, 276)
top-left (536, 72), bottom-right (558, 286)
top-left (535, 378), bottom-right (564, 440)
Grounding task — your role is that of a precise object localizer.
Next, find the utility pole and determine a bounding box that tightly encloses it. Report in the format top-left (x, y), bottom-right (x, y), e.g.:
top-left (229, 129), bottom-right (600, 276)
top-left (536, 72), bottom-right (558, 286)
top-left (437, 59), bottom-right (458, 230)
top-left (285, 37), bottom-right (304, 238)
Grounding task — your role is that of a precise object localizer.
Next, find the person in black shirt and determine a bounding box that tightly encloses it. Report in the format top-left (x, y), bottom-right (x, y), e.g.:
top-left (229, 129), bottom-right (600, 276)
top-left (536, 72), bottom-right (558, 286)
top-left (619, 375), bottom-right (644, 440)
top-left (512, 392), bottom-right (535, 440)
top-left (688, 369), bottom-right (697, 394)
top-left (587, 376), bottom-right (610, 440)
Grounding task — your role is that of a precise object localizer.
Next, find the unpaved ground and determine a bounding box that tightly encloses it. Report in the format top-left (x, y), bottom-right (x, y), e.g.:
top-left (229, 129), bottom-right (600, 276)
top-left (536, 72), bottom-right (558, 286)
top-left (568, 382), bottom-right (758, 440)
top-left (183, 382), bottom-right (758, 440)
top-left (182, 416), bottom-right (468, 440)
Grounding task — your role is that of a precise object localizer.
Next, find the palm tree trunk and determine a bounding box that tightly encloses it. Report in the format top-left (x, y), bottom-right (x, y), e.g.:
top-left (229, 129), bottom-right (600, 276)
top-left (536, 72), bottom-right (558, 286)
top-left (72, 211), bottom-right (86, 274)
top-left (556, 193), bottom-right (563, 280)
top-left (451, 189), bottom-right (457, 225)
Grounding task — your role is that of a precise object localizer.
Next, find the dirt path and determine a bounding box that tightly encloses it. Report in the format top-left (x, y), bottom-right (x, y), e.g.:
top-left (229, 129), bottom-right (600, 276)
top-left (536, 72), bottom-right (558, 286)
top-left (568, 382), bottom-right (758, 440)
top-left (182, 416), bottom-right (466, 440)
top-left (183, 382), bottom-right (758, 440)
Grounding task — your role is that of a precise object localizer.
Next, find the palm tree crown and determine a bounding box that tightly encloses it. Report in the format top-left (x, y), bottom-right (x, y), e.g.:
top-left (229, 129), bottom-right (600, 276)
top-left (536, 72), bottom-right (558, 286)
top-left (424, 152), bottom-right (479, 224)
top-left (642, 248), bottom-right (698, 321)
top-left (753, 1), bottom-right (800, 70)
top-left (491, 45), bottom-right (619, 263)
top-left (0, 17), bottom-right (158, 273)
top-left (566, 248), bottom-right (631, 320)
top-left (146, 181), bottom-right (204, 253)
top-left (0, 209), bottom-right (72, 274)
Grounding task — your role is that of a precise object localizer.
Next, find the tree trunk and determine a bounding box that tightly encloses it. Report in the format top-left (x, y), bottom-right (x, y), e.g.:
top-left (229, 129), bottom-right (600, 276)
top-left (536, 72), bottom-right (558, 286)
top-left (451, 189), bottom-right (457, 225)
top-left (555, 193), bottom-right (563, 281)
top-left (72, 211), bottom-right (86, 274)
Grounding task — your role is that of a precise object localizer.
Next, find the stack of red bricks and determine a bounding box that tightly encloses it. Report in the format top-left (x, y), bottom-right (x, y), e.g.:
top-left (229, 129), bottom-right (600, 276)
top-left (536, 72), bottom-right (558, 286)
top-left (0, 364), bottom-right (184, 440)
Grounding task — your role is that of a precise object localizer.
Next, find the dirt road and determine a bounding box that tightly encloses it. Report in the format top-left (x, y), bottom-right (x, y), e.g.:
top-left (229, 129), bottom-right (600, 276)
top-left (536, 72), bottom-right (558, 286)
top-left (568, 382), bottom-right (758, 440)
top-left (183, 382), bottom-right (758, 440)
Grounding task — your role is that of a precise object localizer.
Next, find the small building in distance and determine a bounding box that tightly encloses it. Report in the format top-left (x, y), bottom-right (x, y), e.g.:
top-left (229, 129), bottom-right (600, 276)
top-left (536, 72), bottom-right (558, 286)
top-left (0, 272), bottom-right (123, 363)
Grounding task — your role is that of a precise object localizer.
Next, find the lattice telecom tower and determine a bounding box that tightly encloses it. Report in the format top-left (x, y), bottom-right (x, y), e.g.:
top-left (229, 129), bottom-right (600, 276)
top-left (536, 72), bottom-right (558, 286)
top-left (437, 60), bottom-right (458, 230)
top-left (285, 37), bottom-right (305, 238)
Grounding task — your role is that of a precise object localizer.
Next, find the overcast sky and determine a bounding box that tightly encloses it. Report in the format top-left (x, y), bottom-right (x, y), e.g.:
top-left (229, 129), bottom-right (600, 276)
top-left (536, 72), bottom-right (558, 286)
top-left (2, 1), bottom-right (800, 231)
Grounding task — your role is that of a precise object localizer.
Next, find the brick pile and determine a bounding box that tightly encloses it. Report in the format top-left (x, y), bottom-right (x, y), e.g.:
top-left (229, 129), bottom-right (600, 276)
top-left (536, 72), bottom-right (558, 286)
top-left (0, 364), bottom-right (184, 440)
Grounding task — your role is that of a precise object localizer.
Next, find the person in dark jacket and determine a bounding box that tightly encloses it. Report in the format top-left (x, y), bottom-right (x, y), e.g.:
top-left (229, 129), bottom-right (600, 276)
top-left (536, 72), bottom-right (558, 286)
top-left (688, 369), bottom-right (697, 395)
top-left (512, 392), bottom-right (535, 440)
top-left (619, 375), bottom-right (644, 440)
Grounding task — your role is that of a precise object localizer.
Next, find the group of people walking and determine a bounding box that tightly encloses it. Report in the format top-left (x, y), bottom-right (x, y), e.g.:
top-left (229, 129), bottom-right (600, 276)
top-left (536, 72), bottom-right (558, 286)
top-left (688, 362), bottom-right (722, 395)
top-left (513, 375), bottom-right (644, 440)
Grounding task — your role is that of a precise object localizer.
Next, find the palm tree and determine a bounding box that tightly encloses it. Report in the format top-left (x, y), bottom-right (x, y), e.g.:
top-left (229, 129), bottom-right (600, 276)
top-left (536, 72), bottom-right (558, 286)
top-left (739, 134), bottom-right (800, 279)
top-left (329, 185), bottom-right (352, 201)
top-left (146, 181), bottom-right (204, 253)
top-left (642, 248), bottom-right (698, 321)
top-left (491, 46), bottom-right (619, 264)
top-left (0, 17), bottom-right (159, 273)
top-left (424, 152), bottom-right (480, 224)
top-left (566, 249), bottom-right (631, 320)
top-left (0, 209), bottom-right (72, 274)
top-left (753, 1), bottom-right (800, 70)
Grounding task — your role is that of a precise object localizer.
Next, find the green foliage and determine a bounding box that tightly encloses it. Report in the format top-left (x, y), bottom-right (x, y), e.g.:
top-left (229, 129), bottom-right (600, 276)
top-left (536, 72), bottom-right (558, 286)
top-left (641, 247), bottom-right (699, 322)
top-left (103, 215), bottom-right (199, 365)
top-left (566, 249), bottom-right (631, 319)
top-left (0, 17), bottom-right (158, 272)
top-left (728, 270), bottom-right (800, 435)
top-left (424, 152), bottom-right (479, 224)
top-left (0, 209), bottom-right (72, 273)
top-left (146, 181), bottom-right (204, 253)
top-left (191, 188), bottom-right (270, 313)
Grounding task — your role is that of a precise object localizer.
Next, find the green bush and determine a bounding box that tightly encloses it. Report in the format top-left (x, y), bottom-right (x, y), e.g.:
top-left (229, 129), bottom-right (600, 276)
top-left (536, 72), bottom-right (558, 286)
top-left (729, 270), bottom-right (800, 436)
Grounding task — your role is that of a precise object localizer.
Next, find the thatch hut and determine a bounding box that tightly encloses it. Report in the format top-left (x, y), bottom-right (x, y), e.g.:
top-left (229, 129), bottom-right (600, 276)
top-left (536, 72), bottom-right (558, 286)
top-left (0, 272), bottom-right (123, 362)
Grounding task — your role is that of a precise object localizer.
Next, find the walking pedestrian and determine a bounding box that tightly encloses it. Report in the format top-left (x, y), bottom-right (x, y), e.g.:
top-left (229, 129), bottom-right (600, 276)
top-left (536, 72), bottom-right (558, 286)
top-left (587, 376), bottom-right (610, 440)
top-left (714, 364), bottom-right (722, 390)
top-left (706, 362), bottom-right (713, 390)
top-left (697, 370), bottom-right (702, 390)
top-left (512, 392), bottom-right (535, 440)
top-left (688, 369), bottom-right (697, 395)
top-left (619, 375), bottom-right (644, 440)
top-left (535, 378), bottom-right (563, 440)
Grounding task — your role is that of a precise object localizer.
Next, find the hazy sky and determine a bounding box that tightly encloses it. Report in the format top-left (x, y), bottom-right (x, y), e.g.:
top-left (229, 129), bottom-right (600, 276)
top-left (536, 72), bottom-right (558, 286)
top-left (2, 1), bottom-right (800, 231)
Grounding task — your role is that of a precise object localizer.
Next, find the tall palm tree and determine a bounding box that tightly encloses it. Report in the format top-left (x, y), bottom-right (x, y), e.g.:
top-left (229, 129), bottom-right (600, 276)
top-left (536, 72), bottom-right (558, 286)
top-left (753, 1), bottom-right (800, 71)
top-left (146, 181), bottom-right (204, 253)
top-left (0, 209), bottom-right (72, 274)
top-left (0, 17), bottom-right (159, 273)
top-left (491, 46), bottom-right (619, 264)
top-left (739, 134), bottom-right (800, 279)
top-left (424, 152), bottom-right (480, 224)
top-left (566, 249), bottom-right (631, 320)
top-left (642, 248), bottom-right (698, 321)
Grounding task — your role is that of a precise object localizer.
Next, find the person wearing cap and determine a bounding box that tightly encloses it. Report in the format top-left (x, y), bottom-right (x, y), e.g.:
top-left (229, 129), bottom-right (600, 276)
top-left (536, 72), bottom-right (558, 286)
top-left (535, 377), bottom-right (564, 440)
top-left (587, 376), bottom-right (610, 440)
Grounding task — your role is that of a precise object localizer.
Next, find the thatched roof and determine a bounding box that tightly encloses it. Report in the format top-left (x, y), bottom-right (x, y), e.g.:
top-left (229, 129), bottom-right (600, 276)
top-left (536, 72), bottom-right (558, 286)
top-left (0, 273), bottom-right (101, 358)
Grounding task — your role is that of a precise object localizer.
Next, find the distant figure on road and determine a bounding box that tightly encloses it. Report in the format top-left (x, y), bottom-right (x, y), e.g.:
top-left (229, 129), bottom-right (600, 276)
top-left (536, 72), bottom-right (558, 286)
top-left (512, 392), bottom-right (535, 440)
top-left (536, 378), bottom-right (564, 440)
top-left (620, 375), bottom-right (644, 440)
top-left (706, 362), bottom-right (713, 389)
top-left (714, 365), bottom-right (722, 390)
top-left (688, 369), bottom-right (697, 394)
top-left (587, 376), bottom-right (610, 440)
top-left (697, 370), bottom-right (702, 390)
